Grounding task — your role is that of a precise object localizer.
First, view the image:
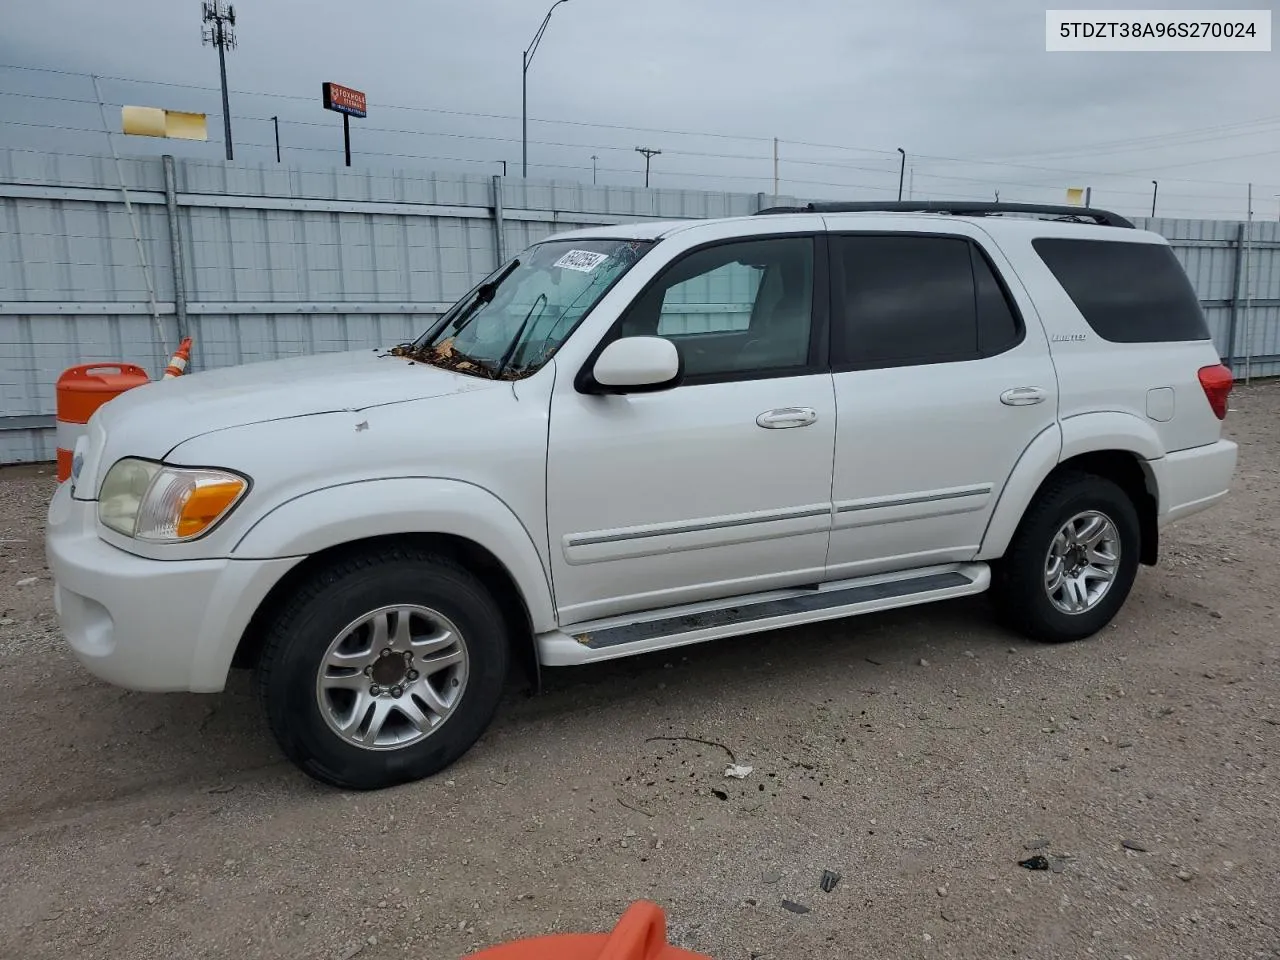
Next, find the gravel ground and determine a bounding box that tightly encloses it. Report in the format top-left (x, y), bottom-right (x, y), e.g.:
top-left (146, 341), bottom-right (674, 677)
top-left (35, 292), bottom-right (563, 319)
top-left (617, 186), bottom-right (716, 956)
top-left (1, 382), bottom-right (1278, 960)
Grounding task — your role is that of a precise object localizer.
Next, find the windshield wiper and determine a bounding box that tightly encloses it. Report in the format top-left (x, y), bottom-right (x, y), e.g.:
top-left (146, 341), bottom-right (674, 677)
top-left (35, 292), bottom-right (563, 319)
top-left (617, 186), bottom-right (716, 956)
top-left (437, 258), bottom-right (520, 345)
top-left (495, 293), bottom-right (549, 379)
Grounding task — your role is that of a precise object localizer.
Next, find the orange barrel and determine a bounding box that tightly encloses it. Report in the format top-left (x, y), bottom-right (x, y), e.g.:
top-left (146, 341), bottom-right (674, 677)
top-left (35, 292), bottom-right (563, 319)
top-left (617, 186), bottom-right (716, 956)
top-left (466, 901), bottom-right (710, 960)
top-left (55, 363), bottom-right (151, 482)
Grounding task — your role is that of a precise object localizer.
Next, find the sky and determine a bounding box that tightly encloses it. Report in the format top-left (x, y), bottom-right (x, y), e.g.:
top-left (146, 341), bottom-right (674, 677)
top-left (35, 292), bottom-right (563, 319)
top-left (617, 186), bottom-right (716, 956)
top-left (2, 0), bottom-right (1278, 220)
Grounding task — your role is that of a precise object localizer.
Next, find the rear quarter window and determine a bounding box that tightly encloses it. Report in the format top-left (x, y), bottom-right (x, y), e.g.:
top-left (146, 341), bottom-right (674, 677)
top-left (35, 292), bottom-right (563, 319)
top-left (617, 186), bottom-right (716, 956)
top-left (1031, 237), bottom-right (1210, 343)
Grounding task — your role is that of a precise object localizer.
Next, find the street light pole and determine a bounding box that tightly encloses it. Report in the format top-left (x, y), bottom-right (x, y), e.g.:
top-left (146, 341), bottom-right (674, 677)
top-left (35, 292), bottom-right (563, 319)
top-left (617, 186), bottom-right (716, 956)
top-left (271, 115), bottom-right (280, 162)
top-left (896, 147), bottom-right (906, 202)
top-left (1151, 180), bottom-right (1158, 218)
top-left (522, 0), bottom-right (571, 178)
top-left (591, 154), bottom-right (598, 184)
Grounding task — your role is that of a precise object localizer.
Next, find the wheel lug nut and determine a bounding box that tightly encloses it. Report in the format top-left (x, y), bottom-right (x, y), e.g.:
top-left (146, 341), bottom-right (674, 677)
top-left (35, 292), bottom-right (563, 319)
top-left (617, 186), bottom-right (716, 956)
top-left (370, 684), bottom-right (382, 696)
top-left (363, 665), bottom-right (373, 676)
top-left (403, 651), bottom-right (413, 662)
top-left (380, 648), bottom-right (392, 658)
top-left (407, 670), bottom-right (419, 681)
top-left (391, 686), bottom-right (403, 698)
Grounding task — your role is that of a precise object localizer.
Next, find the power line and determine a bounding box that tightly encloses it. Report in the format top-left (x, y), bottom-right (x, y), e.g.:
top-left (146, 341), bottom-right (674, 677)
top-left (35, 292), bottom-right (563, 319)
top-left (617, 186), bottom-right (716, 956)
top-left (5, 61), bottom-right (1280, 206)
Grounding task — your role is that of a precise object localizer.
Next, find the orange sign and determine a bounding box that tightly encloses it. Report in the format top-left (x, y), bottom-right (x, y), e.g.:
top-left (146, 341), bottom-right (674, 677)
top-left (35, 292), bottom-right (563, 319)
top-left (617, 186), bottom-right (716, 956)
top-left (322, 82), bottom-right (367, 118)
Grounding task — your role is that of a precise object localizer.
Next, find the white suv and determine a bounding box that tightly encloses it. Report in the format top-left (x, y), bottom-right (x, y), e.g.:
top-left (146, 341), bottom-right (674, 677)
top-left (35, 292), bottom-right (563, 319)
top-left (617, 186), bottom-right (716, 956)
top-left (46, 201), bottom-right (1238, 790)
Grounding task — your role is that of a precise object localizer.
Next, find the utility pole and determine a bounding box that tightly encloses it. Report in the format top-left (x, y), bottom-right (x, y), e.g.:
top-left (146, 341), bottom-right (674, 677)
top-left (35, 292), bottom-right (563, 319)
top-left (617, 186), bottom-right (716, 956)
top-left (907, 165), bottom-right (914, 200)
top-left (1151, 180), bottom-right (1158, 218)
top-left (1084, 186), bottom-right (1092, 207)
top-left (636, 146), bottom-right (661, 188)
top-left (271, 115), bottom-right (280, 162)
top-left (896, 147), bottom-right (906, 202)
top-left (496, 160), bottom-right (507, 176)
top-left (522, 0), bottom-right (571, 178)
top-left (201, 1), bottom-right (237, 161)
top-left (773, 137), bottom-right (779, 201)
top-left (590, 154), bottom-right (598, 185)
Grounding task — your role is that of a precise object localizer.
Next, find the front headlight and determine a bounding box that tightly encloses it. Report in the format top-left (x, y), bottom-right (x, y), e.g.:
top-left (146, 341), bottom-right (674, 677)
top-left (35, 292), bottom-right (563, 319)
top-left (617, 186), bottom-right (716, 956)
top-left (98, 458), bottom-right (249, 542)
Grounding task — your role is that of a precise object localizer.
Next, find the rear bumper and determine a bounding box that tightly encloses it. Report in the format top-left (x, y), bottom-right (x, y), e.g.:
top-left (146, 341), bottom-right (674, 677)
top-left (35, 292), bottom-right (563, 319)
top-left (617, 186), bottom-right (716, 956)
top-left (45, 482), bottom-right (299, 693)
top-left (1151, 438), bottom-right (1238, 527)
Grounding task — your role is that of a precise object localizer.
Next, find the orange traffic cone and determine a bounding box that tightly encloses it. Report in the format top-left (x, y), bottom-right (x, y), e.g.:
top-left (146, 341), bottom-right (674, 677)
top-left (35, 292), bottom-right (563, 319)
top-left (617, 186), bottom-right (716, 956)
top-left (162, 337), bottom-right (193, 379)
top-left (466, 901), bottom-right (710, 960)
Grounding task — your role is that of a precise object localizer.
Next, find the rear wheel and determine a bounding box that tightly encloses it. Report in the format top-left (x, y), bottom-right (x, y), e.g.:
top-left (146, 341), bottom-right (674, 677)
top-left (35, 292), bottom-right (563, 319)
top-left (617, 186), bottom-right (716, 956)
top-left (257, 547), bottom-right (508, 790)
top-left (992, 472), bottom-right (1141, 643)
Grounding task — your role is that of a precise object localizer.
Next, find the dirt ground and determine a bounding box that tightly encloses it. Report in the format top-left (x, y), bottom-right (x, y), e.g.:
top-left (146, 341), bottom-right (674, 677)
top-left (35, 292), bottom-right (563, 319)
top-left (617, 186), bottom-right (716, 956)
top-left (1, 383), bottom-right (1278, 960)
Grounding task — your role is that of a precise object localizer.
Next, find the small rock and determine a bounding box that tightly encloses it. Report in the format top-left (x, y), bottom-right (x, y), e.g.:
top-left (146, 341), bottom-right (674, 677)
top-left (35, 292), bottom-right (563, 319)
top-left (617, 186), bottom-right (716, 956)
top-left (16, 577), bottom-right (38, 587)
top-left (936, 886), bottom-right (947, 897)
top-left (941, 910), bottom-right (957, 923)
top-left (1177, 870), bottom-right (1193, 882)
top-left (963, 651), bottom-right (976, 659)
top-left (0, 618), bottom-right (14, 626)
top-left (820, 870), bottom-right (841, 893)
top-left (762, 869), bottom-right (782, 884)
top-left (1121, 840), bottom-right (1148, 852)
top-left (1050, 860), bottom-right (1066, 874)
top-left (367, 936), bottom-right (378, 946)
top-left (781, 900), bottom-right (810, 915)
top-left (918, 658), bottom-right (930, 667)
top-left (1018, 855), bottom-right (1050, 871)
top-left (923, 933), bottom-right (933, 942)
top-left (981, 727), bottom-right (991, 735)
top-left (377, 900), bottom-right (387, 909)
top-left (1209, 611), bottom-right (1222, 619)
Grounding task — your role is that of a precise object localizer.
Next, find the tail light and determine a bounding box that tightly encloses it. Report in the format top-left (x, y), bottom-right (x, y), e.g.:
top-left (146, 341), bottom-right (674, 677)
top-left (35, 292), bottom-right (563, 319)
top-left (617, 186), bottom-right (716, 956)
top-left (1198, 364), bottom-right (1234, 420)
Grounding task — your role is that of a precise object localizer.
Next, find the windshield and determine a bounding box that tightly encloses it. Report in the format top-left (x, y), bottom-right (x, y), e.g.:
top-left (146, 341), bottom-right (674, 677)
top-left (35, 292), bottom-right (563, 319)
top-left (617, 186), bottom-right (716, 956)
top-left (393, 237), bottom-right (653, 379)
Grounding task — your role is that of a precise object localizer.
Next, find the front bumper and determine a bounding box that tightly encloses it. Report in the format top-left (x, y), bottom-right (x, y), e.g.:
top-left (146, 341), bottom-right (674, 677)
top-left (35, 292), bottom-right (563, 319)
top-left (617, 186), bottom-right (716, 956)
top-left (45, 482), bottom-right (299, 693)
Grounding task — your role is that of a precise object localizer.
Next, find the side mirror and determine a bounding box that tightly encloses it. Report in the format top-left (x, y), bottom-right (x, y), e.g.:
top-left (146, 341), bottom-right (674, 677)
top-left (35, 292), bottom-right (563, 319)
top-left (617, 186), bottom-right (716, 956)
top-left (587, 336), bottom-right (682, 393)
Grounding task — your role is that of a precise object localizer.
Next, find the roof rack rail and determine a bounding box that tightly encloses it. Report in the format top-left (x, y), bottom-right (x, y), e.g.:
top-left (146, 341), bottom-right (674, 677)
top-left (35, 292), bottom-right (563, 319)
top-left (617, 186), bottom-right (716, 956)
top-left (755, 200), bottom-right (1134, 229)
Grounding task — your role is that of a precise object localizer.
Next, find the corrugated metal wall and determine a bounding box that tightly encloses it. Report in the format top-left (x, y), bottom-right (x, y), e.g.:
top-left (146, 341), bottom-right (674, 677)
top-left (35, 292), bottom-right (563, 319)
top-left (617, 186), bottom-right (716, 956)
top-left (1, 149), bottom-right (1276, 463)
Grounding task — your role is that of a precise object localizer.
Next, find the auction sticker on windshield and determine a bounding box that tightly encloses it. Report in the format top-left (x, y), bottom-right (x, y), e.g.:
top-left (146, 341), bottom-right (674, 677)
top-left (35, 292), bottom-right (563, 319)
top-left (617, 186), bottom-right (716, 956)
top-left (554, 250), bottom-right (611, 272)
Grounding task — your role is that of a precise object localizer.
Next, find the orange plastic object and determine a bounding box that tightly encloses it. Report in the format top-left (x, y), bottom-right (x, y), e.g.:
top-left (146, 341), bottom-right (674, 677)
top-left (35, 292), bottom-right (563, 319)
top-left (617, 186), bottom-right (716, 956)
top-left (163, 336), bottom-right (193, 379)
top-left (55, 363), bottom-right (150, 482)
top-left (466, 901), bottom-right (711, 960)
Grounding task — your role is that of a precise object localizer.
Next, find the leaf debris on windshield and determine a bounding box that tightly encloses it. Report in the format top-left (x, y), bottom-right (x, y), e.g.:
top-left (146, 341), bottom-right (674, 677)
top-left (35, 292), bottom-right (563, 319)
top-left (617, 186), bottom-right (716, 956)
top-left (387, 339), bottom-right (524, 380)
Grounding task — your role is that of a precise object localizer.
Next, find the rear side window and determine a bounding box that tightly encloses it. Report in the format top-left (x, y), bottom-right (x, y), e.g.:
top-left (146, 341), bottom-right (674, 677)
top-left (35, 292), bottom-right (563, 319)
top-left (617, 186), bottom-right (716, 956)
top-left (1032, 238), bottom-right (1210, 343)
top-left (831, 235), bottom-right (1024, 369)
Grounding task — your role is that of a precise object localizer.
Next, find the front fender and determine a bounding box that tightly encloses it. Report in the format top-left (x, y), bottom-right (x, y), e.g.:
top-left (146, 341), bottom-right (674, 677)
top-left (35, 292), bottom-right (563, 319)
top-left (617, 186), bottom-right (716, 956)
top-left (232, 477), bottom-right (557, 633)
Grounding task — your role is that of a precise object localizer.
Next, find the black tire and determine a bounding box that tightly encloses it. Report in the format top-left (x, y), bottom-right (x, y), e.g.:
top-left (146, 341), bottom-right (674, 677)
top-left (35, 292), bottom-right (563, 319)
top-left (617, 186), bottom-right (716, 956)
top-left (257, 547), bottom-right (509, 790)
top-left (991, 471), bottom-right (1141, 644)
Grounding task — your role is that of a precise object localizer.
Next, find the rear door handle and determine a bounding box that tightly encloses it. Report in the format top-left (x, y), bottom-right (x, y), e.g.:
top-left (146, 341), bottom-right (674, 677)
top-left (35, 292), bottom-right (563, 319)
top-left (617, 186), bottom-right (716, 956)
top-left (757, 407), bottom-right (818, 429)
top-left (1000, 386), bottom-right (1047, 406)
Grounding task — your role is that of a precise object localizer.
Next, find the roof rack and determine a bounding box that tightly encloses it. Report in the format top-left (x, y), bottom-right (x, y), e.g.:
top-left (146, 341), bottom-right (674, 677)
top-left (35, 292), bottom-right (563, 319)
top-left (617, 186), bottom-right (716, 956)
top-left (755, 200), bottom-right (1135, 229)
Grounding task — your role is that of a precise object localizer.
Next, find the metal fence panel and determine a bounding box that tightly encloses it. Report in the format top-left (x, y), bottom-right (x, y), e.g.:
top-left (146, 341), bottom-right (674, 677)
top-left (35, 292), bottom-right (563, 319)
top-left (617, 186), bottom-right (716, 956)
top-left (1, 150), bottom-right (1277, 463)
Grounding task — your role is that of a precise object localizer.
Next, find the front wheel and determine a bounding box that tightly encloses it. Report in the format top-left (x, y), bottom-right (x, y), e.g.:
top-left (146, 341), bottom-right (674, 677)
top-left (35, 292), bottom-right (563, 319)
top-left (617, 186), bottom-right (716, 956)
top-left (992, 472), bottom-right (1141, 644)
top-left (257, 548), bottom-right (509, 790)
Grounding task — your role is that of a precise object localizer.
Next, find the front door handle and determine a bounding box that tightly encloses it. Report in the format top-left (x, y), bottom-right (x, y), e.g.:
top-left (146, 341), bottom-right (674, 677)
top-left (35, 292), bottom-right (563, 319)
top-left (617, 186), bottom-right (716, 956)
top-left (1000, 386), bottom-right (1047, 406)
top-left (756, 407), bottom-right (818, 429)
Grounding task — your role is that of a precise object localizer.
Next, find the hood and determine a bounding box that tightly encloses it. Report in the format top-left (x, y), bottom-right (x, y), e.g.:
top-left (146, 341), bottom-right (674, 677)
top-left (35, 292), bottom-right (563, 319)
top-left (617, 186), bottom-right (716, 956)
top-left (75, 349), bottom-right (499, 497)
